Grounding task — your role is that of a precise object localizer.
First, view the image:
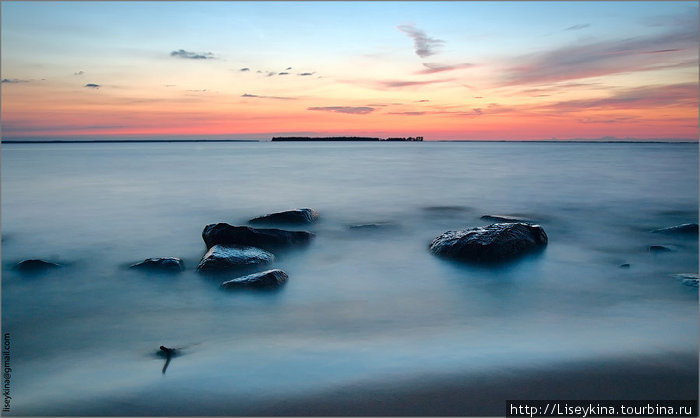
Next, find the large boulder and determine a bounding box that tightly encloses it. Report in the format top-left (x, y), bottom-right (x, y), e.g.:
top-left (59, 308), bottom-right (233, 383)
top-left (249, 208), bottom-right (319, 225)
top-left (221, 269), bottom-right (289, 289)
top-left (14, 259), bottom-right (61, 272)
top-left (202, 223), bottom-right (314, 251)
top-left (429, 223), bottom-right (548, 263)
top-left (130, 257), bottom-right (185, 272)
top-left (652, 223), bottom-right (698, 235)
top-left (196, 245), bottom-right (274, 273)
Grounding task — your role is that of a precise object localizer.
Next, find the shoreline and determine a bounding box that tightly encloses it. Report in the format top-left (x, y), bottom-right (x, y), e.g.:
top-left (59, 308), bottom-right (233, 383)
top-left (19, 350), bottom-right (698, 416)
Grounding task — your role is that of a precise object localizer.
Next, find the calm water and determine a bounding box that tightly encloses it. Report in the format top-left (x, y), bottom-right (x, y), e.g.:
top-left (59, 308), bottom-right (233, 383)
top-left (1, 141), bottom-right (698, 415)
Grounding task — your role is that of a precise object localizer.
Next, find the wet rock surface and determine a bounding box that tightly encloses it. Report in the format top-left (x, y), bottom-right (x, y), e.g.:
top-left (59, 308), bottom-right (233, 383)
top-left (652, 223), bottom-right (698, 235)
top-left (348, 222), bottom-right (398, 231)
top-left (130, 257), bottom-right (184, 272)
top-left (480, 215), bottom-right (534, 223)
top-left (14, 259), bottom-right (61, 272)
top-left (672, 273), bottom-right (699, 287)
top-left (249, 208), bottom-right (319, 225)
top-left (429, 222), bottom-right (548, 263)
top-left (221, 269), bottom-right (289, 289)
top-left (196, 245), bottom-right (274, 273)
top-left (649, 245), bottom-right (673, 253)
top-left (202, 223), bottom-right (314, 251)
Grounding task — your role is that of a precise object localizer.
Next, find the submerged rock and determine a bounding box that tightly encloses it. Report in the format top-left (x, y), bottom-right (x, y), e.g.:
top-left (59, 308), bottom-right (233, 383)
top-left (196, 245), bottom-right (274, 273)
top-left (652, 223), bottom-right (698, 235)
top-left (202, 223), bottom-right (314, 251)
top-left (130, 257), bottom-right (184, 272)
top-left (14, 259), bottom-right (61, 272)
top-left (429, 222), bottom-right (548, 263)
top-left (221, 269), bottom-right (289, 289)
top-left (249, 208), bottom-right (319, 225)
top-left (619, 263), bottom-right (631, 268)
top-left (480, 215), bottom-right (534, 224)
top-left (648, 245), bottom-right (673, 253)
top-left (672, 273), bottom-right (699, 288)
top-left (348, 222), bottom-right (398, 231)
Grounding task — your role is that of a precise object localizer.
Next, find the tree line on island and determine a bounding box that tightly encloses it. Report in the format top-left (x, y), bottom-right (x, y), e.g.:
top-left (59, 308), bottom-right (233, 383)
top-left (271, 136), bottom-right (424, 142)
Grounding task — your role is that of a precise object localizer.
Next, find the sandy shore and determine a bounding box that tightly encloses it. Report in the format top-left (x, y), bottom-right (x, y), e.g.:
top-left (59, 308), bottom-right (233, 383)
top-left (249, 351), bottom-right (698, 416)
top-left (21, 350), bottom-right (696, 416)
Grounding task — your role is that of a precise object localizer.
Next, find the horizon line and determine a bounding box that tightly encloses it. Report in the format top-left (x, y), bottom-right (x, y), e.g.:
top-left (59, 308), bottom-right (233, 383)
top-left (2, 138), bottom-right (698, 144)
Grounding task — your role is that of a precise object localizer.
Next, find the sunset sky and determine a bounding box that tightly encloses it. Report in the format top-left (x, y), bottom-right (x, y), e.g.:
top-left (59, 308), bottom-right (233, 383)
top-left (1, 1), bottom-right (698, 140)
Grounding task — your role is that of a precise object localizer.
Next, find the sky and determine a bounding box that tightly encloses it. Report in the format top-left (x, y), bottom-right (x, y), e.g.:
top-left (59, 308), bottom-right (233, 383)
top-left (1, 1), bottom-right (698, 141)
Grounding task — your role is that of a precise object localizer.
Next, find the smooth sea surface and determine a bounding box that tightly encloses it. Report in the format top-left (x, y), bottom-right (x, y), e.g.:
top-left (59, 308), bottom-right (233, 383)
top-left (1, 141), bottom-right (698, 415)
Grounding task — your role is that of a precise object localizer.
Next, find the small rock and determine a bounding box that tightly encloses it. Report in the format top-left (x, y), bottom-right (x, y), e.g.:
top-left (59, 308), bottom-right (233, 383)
top-left (619, 263), bottom-right (631, 268)
top-left (196, 245), bottom-right (274, 273)
top-left (480, 215), bottom-right (534, 223)
top-left (221, 269), bottom-right (289, 289)
top-left (202, 223), bottom-right (314, 251)
top-left (652, 223), bottom-right (698, 235)
top-left (672, 273), bottom-right (699, 287)
top-left (348, 222), bottom-right (397, 230)
top-left (130, 257), bottom-right (184, 272)
top-left (14, 259), bottom-right (61, 272)
top-left (649, 245), bottom-right (673, 253)
top-left (249, 208), bottom-right (319, 225)
top-left (430, 222), bottom-right (548, 263)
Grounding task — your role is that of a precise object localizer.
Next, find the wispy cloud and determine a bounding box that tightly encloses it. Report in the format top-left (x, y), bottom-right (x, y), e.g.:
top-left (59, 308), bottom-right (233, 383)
top-left (74, 71), bottom-right (85, 76)
top-left (1, 78), bottom-right (29, 84)
top-left (418, 62), bottom-right (474, 74)
top-left (298, 72), bottom-right (315, 76)
top-left (397, 24), bottom-right (444, 58)
top-left (565, 23), bottom-right (590, 31)
top-left (241, 93), bottom-right (297, 100)
top-left (379, 78), bottom-right (454, 88)
top-left (541, 82), bottom-right (698, 112)
top-left (308, 106), bottom-right (375, 115)
top-left (388, 108), bottom-right (484, 118)
top-left (388, 111), bottom-right (427, 116)
top-left (278, 72), bottom-right (289, 75)
top-left (501, 26), bottom-right (698, 85)
top-left (170, 49), bottom-right (215, 59)
top-left (240, 67), bottom-right (250, 72)
top-left (84, 83), bottom-right (100, 88)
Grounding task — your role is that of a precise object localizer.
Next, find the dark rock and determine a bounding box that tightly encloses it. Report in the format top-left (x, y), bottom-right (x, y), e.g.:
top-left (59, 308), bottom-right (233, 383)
top-left (429, 223), bottom-right (548, 263)
top-left (682, 279), bottom-right (699, 287)
top-left (159, 345), bottom-right (177, 356)
top-left (196, 245), bottom-right (274, 273)
top-left (649, 245), bottom-right (673, 253)
top-left (249, 208), bottom-right (319, 225)
top-left (221, 269), bottom-right (288, 289)
top-left (619, 263), bottom-right (631, 268)
top-left (672, 273), bottom-right (699, 288)
top-left (202, 223), bottom-right (314, 251)
top-left (130, 257), bottom-right (184, 272)
top-left (652, 223), bottom-right (698, 235)
top-left (14, 259), bottom-right (61, 272)
top-left (481, 215), bottom-right (534, 223)
top-left (348, 222), bottom-right (397, 230)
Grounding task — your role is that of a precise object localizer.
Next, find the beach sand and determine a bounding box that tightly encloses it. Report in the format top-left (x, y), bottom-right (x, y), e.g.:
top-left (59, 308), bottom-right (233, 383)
top-left (28, 350), bottom-right (696, 416)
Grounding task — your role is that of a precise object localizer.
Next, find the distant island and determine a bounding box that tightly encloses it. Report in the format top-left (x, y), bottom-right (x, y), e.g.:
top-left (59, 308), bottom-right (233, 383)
top-left (271, 136), bottom-right (424, 142)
